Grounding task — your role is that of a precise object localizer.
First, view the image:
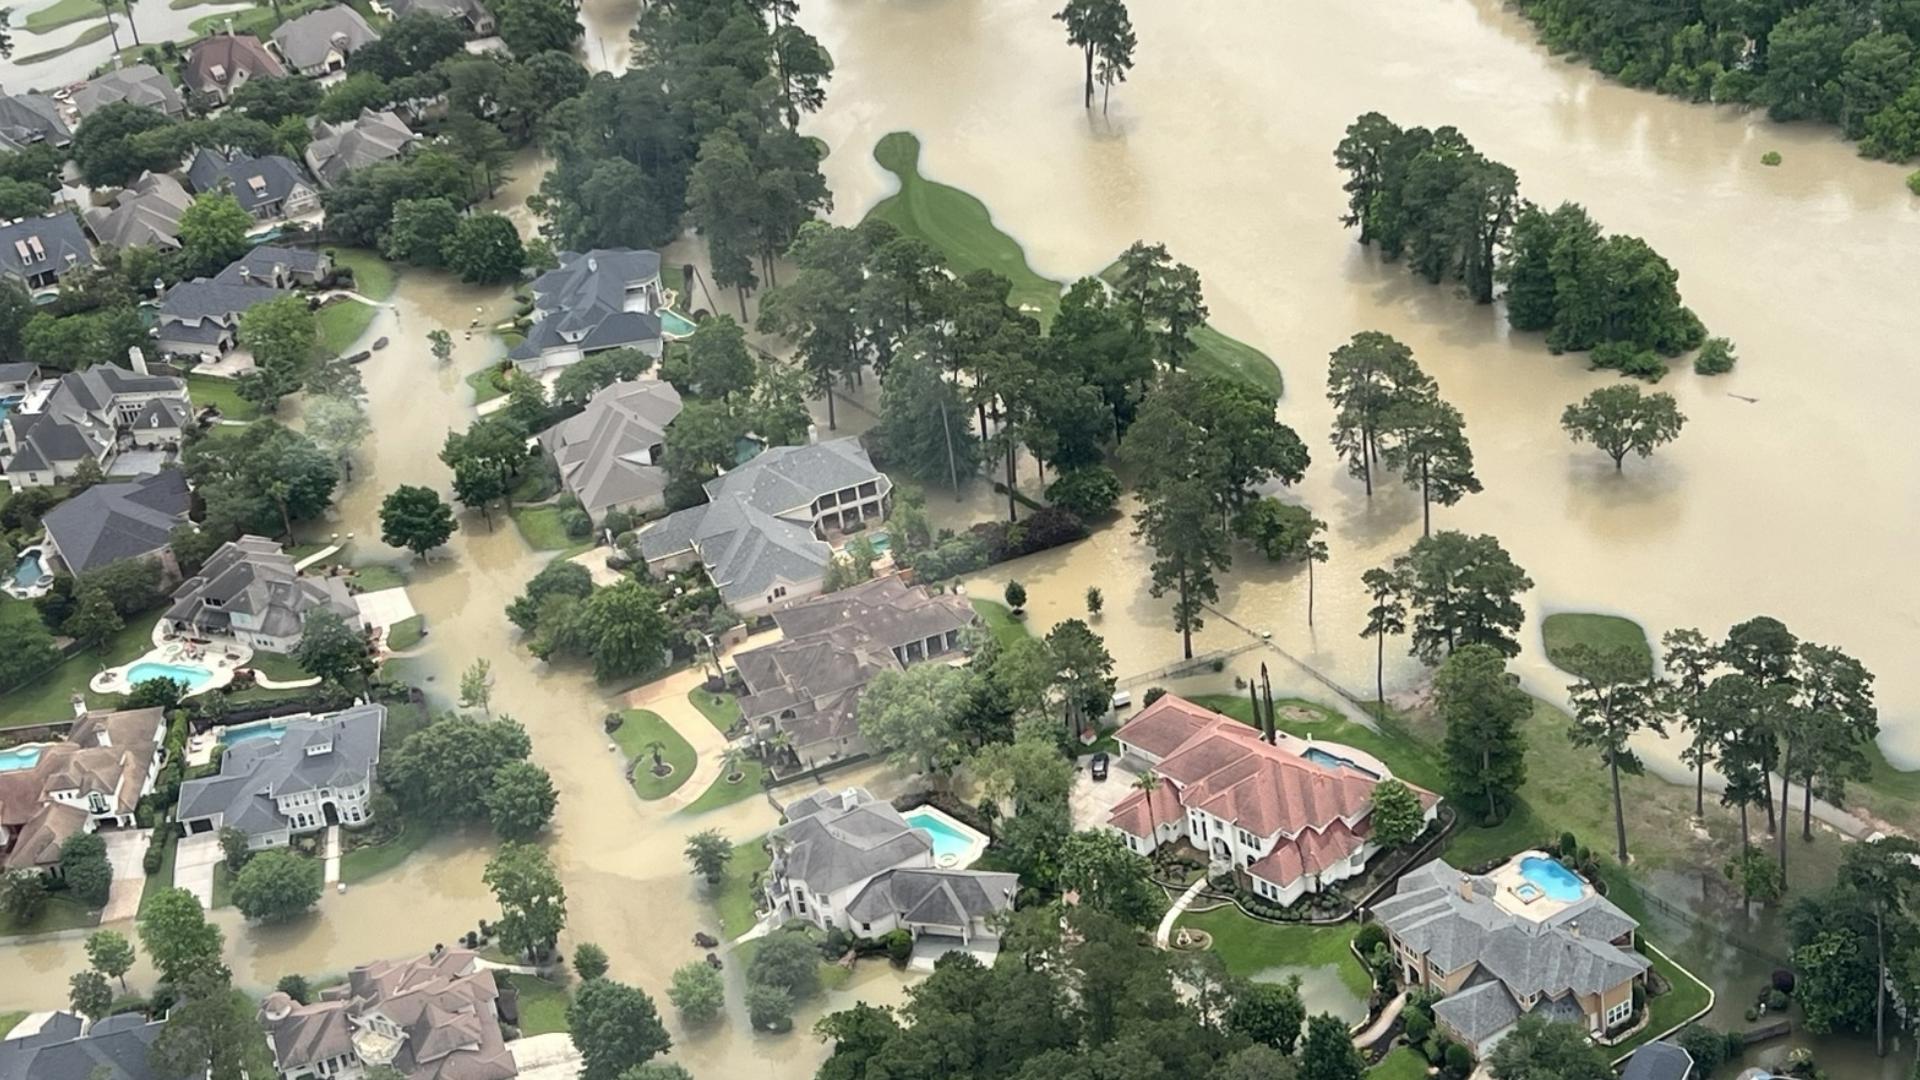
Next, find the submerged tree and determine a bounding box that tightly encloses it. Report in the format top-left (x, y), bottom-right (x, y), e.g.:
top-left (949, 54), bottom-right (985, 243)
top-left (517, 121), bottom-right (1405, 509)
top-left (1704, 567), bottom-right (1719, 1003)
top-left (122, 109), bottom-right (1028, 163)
top-left (1053, 0), bottom-right (1134, 112)
top-left (1561, 384), bottom-right (1687, 470)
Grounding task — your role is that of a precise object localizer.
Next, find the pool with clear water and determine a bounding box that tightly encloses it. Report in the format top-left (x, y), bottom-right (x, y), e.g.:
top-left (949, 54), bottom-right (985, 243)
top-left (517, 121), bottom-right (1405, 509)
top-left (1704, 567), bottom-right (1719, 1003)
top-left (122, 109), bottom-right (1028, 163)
top-left (0, 746), bottom-right (44, 773)
top-left (661, 310), bottom-right (698, 337)
top-left (10, 548), bottom-right (48, 589)
top-left (904, 810), bottom-right (975, 863)
top-left (1301, 746), bottom-right (1379, 779)
top-left (1518, 856), bottom-right (1588, 902)
top-left (220, 719), bottom-right (289, 746)
top-left (124, 661), bottom-right (217, 692)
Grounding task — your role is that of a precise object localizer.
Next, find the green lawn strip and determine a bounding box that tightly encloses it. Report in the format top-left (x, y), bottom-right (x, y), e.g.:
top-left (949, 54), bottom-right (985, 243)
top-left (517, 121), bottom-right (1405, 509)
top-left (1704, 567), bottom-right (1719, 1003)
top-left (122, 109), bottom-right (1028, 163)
top-left (687, 687), bottom-right (741, 734)
top-left (509, 505), bottom-right (576, 551)
top-left (184, 373), bottom-right (260, 422)
top-left (1175, 907), bottom-right (1368, 997)
top-left (0, 617), bottom-right (153, 729)
top-left (339, 817), bottom-right (435, 884)
top-left (609, 708), bottom-right (696, 801)
top-left (867, 132), bottom-right (1062, 325)
top-left (187, 0), bottom-right (323, 37)
top-left (679, 759), bottom-right (766, 815)
top-left (327, 248), bottom-right (397, 300)
top-left (499, 972), bottom-right (570, 1034)
top-left (1369, 1048), bottom-right (1429, 1080)
top-left (1188, 323), bottom-right (1284, 399)
top-left (22, 0), bottom-right (107, 33)
top-left (317, 299), bottom-right (378, 357)
top-left (968, 599), bottom-right (1030, 647)
top-left (465, 365), bottom-right (506, 404)
top-left (1614, 940), bottom-right (1713, 1055)
top-left (1191, 693), bottom-right (1448, 793)
top-left (14, 21), bottom-right (112, 63)
top-left (0, 1012), bottom-right (24, 1038)
top-left (386, 615), bottom-right (425, 651)
top-left (710, 836), bottom-right (772, 938)
top-left (350, 564), bottom-right (407, 592)
top-left (1541, 613), bottom-right (1653, 678)
top-left (0, 895), bottom-right (97, 937)
top-left (138, 828), bottom-right (179, 916)
top-left (248, 651), bottom-right (309, 681)
top-left (210, 861), bottom-right (234, 909)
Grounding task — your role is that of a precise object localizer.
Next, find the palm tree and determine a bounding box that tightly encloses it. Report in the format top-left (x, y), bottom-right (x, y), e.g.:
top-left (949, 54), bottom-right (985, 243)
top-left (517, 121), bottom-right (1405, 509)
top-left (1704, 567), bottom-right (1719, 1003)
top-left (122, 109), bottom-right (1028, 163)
top-left (644, 740), bottom-right (667, 775)
top-left (1132, 770), bottom-right (1162, 847)
top-left (721, 748), bottom-right (744, 783)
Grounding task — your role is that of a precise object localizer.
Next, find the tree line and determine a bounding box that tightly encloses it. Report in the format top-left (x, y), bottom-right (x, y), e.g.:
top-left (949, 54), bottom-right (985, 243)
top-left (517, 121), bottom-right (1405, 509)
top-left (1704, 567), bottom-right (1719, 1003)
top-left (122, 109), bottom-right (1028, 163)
top-left (1334, 113), bottom-right (1719, 381)
top-left (1515, 0), bottom-right (1920, 173)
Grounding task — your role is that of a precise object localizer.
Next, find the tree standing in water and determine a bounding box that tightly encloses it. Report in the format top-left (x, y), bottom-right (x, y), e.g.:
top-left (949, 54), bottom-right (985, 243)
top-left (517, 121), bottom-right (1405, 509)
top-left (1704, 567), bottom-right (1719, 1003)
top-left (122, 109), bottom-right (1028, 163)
top-left (1054, 0), bottom-right (1134, 112)
top-left (1358, 568), bottom-right (1404, 711)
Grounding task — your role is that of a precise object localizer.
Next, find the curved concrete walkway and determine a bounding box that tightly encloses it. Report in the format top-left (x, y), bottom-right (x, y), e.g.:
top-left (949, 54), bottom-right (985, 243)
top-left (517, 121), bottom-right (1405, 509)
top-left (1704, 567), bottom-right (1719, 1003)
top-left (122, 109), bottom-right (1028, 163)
top-left (1155, 877), bottom-right (1210, 947)
top-left (1351, 989), bottom-right (1406, 1047)
top-left (625, 666), bottom-right (734, 813)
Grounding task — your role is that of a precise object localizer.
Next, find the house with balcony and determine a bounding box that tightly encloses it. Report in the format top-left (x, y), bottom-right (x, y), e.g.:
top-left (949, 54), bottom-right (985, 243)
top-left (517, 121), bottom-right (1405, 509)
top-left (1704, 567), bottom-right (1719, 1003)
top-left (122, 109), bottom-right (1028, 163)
top-left (765, 787), bottom-right (1015, 948)
top-left (734, 576), bottom-right (975, 767)
top-left (0, 212), bottom-right (92, 292)
top-left (0, 707), bottom-right (167, 872)
top-left (1371, 858), bottom-right (1652, 1059)
top-left (508, 248), bottom-right (665, 375)
top-left (164, 535), bottom-right (361, 653)
top-left (2, 360), bottom-right (192, 488)
top-left (1106, 694), bottom-right (1438, 907)
top-left (178, 704), bottom-right (384, 849)
top-left (634, 438), bottom-right (891, 615)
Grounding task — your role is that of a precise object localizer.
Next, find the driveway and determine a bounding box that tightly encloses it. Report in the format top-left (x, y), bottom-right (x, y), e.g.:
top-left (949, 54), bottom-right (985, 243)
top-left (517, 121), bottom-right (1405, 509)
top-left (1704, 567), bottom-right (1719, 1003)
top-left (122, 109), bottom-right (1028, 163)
top-left (1068, 757), bottom-right (1140, 830)
top-left (354, 587), bottom-right (416, 634)
top-left (626, 667), bottom-right (734, 812)
top-left (172, 832), bottom-right (224, 907)
top-left (98, 830), bottom-right (152, 923)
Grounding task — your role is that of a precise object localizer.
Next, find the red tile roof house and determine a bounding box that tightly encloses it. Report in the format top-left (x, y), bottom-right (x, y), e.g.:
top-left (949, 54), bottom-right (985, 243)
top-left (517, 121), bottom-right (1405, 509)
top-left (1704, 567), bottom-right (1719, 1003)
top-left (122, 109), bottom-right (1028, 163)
top-left (1105, 694), bottom-right (1439, 907)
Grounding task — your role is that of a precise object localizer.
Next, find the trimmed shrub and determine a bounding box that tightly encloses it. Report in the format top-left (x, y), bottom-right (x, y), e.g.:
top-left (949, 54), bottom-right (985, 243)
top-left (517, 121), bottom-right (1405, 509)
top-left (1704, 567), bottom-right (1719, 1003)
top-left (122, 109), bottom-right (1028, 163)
top-left (1354, 922), bottom-right (1388, 955)
top-left (883, 929), bottom-right (913, 966)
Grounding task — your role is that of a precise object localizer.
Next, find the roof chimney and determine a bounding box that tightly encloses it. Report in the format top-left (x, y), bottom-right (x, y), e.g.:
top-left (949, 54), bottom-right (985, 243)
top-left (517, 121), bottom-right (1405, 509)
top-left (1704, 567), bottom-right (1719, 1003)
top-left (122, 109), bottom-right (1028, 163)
top-left (1259, 663), bottom-right (1276, 745)
top-left (807, 423), bottom-right (819, 445)
top-left (128, 345), bottom-right (148, 376)
top-left (1457, 877), bottom-right (1473, 902)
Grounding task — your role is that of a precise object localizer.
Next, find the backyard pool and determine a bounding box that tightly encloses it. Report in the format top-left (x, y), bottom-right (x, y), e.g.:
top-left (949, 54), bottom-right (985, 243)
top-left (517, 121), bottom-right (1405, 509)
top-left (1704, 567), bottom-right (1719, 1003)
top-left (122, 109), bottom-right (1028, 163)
top-left (661, 310), bottom-right (698, 337)
top-left (5, 546), bottom-right (53, 599)
top-left (124, 661), bottom-right (218, 693)
top-left (0, 746), bottom-right (44, 773)
top-left (220, 719), bottom-right (289, 746)
top-left (1301, 746), bottom-right (1379, 779)
top-left (866, 532), bottom-right (892, 555)
top-left (904, 809), bottom-right (982, 867)
top-left (1518, 856), bottom-right (1588, 903)
top-left (0, 395), bottom-right (19, 421)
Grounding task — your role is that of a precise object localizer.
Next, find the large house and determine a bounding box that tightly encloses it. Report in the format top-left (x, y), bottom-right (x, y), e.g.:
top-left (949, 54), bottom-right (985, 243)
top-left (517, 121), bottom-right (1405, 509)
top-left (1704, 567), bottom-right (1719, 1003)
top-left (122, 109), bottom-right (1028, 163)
top-left (2, 362), bottom-right (192, 488)
top-left (0, 92), bottom-right (71, 150)
top-left (1372, 858), bottom-right (1651, 1058)
top-left (766, 787), bottom-right (1015, 947)
top-left (41, 468), bottom-right (192, 577)
top-left (536, 378), bottom-right (682, 523)
top-left (164, 535), bottom-right (361, 653)
top-left (376, 0), bottom-right (495, 34)
top-left (271, 6), bottom-right (382, 77)
top-left (216, 245), bottom-right (332, 288)
top-left (634, 438), bottom-right (891, 615)
top-left (1105, 694), bottom-right (1439, 906)
top-left (178, 704), bottom-right (384, 849)
top-left (0, 362), bottom-right (39, 398)
top-left (71, 64), bottom-right (186, 120)
top-left (83, 171), bottom-right (193, 251)
top-left (187, 149), bottom-right (321, 223)
top-left (305, 108), bottom-right (416, 186)
top-left (156, 247), bottom-right (329, 359)
top-left (258, 946), bottom-right (516, 1080)
top-left (0, 1011), bottom-right (171, 1080)
top-left (508, 248), bottom-right (665, 375)
top-left (0, 212), bottom-right (92, 292)
top-left (183, 32), bottom-right (290, 101)
top-left (734, 576), bottom-right (975, 767)
top-left (0, 708), bottom-right (166, 872)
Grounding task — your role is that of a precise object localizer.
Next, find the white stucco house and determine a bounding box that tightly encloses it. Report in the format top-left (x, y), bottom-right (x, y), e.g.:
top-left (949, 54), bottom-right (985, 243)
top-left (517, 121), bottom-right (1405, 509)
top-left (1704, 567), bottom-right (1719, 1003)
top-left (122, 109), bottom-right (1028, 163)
top-left (163, 536), bottom-right (362, 653)
top-left (177, 705), bottom-right (384, 850)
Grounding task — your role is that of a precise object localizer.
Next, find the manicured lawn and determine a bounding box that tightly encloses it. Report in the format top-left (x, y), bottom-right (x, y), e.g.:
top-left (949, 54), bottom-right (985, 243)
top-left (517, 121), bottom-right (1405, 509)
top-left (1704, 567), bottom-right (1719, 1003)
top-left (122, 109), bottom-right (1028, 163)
top-left (14, 21), bottom-right (112, 63)
top-left (328, 248), bottom-right (397, 300)
top-left (466, 365), bottom-right (506, 404)
top-left (22, 0), bottom-right (107, 32)
top-left (609, 709), bottom-right (696, 801)
top-left (0, 895), bottom-right (97, 937)
top-left (210, 861), bottom-right (234, 909)
top-left (867, 132), bottom-right (1063, 324)
top-left (1370, 1048), bottom-right (1429, 1079)
top-left (1189, 323), bottom-right (1284, 399)
top-left (969, 599), bottom-right (1030, 647)
top-left (317, 299), bottom-right (379, 357)
top-left (185, 373), bottom-right (260, 422)
top-left (386, 615), bottom-right (424, 651)
top-left (1617, 941), bottom-right (1713, 1055)
top-left (680, 758), bottom-right (766, 815)
top-left (351, 564), bottom-right (407, 592)
top-left (339, 817), bottom-right (436, 884)
top-left (1541, 612), bottom-right (1653, 678)
top-left (1176, 907), bottom-right (1368, 997)
top-left (248, 651), bottom-right (311, 682)
top-left (687, 687), bottom-right (741, 734)
top-left (138, 828), bottom-right (179, 917)
top-left (710, 836), bottom-right (772, 939)
top-left (0, 1013), bottom-right (25, 1039)
top-left (509, 505), bottom-right (576, 552)
top-left (0, 616), bottom-right (155, 729)
top-left (501, 973), bottom-right (571, 1034)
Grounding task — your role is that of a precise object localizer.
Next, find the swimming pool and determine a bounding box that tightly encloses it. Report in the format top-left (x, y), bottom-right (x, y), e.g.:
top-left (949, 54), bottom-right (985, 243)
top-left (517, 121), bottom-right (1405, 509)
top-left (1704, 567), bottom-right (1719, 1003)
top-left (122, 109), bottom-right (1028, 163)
top-left (661, 310), bottom-right (698, 337)
top-left (220, 719), bottom-right (289, 746)
top-left (0, 395), bottom-right (19, 422)
top-left (124, 661), bottom-right (218, 693)
top-left (10, 548), bottom-right (48, 589)
top-left (1518, 856), bottom-right (1588, 903)
top-left (0, 745), bottom-right (44, 773)
top-left (1301, 746), bottom-right (1380, 779)
top-left (905, 810), bottom-right (976, 864)
top-left (866, 532), bottom-right (892, 555)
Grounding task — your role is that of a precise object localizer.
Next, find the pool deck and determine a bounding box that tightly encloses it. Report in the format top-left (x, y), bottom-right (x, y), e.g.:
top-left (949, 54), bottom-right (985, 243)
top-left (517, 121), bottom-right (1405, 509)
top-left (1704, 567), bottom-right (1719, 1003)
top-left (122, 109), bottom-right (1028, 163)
top-left (904, 805), bottom-right (989, 869)
top-left (90, 638), bottom-right (253, 699)
top-left (1486, 849), bottom-right (1592, 922)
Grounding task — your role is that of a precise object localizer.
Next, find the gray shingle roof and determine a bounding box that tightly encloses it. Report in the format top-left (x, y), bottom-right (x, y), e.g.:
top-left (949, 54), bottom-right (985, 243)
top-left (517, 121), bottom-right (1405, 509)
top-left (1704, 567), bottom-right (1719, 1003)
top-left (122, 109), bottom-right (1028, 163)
top-left (304, 108), bottom-right (415, 186)
top-left (1620, 1041), bottom-right (1695, 1080)
top-left (536, 379), bottom-right (681, 519)
top-left (0, 1012), bottom-right (169, 1080)
top-left (0, 213), bottom-right (93, 283)
top-left (83, 172), bottom-right (192, 251)
top-left (165, 535), bottom-right (359, 642)
top-left (0, 93), bottom-right (71, 148)
top-left (160, 277), bottom-right (289, 323)
top-left (705, 439), bottom-right (882, 516)
top-left (178, 704), bottom-right (384, 839)
top-left (41, 469), bottom-right (192, 574)
top-left (0, 362), bottom-right (38, 384)
top-left (1430, 979), bottom-right (1520, 1045)
top-left (4, 365), bottom-right (187, 479)
top-left (185, 150), bottom-right (314, 216)
top-left (510, 248), bottom-right (662, 362)
top-left (213, 245), bottom-right (329, 286)
top-left (72, 65), bottom-right (185, 119)
top-left (773, 789), bottom-right (931, 895)
top-left (845, 868), bottom-right (1017, 927)
top-left (271, 6), bottom-right (380, 70)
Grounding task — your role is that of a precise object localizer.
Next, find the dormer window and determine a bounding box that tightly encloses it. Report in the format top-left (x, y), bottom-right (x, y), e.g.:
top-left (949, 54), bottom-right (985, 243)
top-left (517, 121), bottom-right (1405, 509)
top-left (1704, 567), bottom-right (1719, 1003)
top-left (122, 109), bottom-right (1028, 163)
top-left (248, 176), bottom-right (268, 195)
top-left (27, 236), bottom-right (45, 261)
top-left (211, 63), bottom-right (228, 80)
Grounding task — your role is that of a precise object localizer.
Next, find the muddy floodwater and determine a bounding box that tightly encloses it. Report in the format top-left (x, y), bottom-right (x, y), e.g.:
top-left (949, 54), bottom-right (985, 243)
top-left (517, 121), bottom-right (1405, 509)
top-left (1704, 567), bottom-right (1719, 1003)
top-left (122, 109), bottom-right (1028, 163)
top-left (3, 0), bottom-right (1917, 1074)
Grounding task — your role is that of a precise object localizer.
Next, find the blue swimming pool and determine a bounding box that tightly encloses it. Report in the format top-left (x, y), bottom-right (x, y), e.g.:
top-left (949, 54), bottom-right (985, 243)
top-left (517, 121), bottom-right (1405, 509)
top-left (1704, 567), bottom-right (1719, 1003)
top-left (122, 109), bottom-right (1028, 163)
top-left (10, 550), bottom-right (46, 588)
top-left (866, 532), bottom-right (892, 555)
top-left (1518, 856), bottom-right (1587, 902)
top-left (661, 310), bottom-right (698, 337)
top-left (0, 395), bottom-right (19, 422)
top-left (0, 745), bottom-right (44, 772)
top-left (1301, 746), bottom-right (1380, 779)
top-left (220, 719), bottom-right (289, 747)
top-left (125, 661), bottom-right (217, 692)
top-left (905, 810), bottom-right (976, 864)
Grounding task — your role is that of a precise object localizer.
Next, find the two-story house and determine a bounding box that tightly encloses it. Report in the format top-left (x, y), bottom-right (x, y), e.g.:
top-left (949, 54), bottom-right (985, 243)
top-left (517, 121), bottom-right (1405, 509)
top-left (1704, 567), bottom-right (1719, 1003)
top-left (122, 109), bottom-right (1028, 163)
top-left (1372, 858), bottom-right (1652, 1059)
top-left (0, 708), bottom-right (167, 872)
top-left (2, 360), bottom-right (193, 488)
top-left (634, 438), bottom-right (893, 615)
top-left (164, 536), bottom-right (362, 653)
top-left (374, 0), bottom-right (495, 35)
top-left (0, 212), bottom-right (92, 292)
top-left (508, 248), bottom-right (665, 375)
top-left (536, 379), bottom-right (683, 524)
top-left (733, 576), bottom-right (976, 767)
top-left (270, 5), bottom-right (382, 78)
top-left (765, 788), bottom-right (1015, 949)
top-left (178, 704), bottom-right (384, 849)
top-left (42, 468), bottom-right (192, 577)
top-left (183, 32), bottom-right (290, 102)
top-left (186, 149), bottom-right (322, 224)
top-left (1106, 694), bottom-right (1439, 906)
